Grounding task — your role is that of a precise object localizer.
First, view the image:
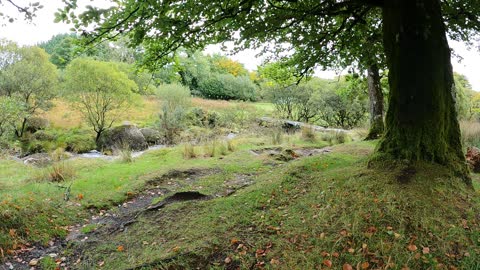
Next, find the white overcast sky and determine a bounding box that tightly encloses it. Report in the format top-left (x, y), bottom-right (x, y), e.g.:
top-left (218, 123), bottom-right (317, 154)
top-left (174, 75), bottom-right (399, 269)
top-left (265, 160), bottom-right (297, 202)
top-left (1, 0), bottom-right (479, 91)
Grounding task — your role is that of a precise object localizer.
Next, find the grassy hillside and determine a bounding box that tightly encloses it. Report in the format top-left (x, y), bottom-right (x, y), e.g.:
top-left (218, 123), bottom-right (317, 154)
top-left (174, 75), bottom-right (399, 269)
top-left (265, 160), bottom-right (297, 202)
top-left (1, 135), bottom-right (478, 269)
top-left (38, 97), bottom-right (274, 129)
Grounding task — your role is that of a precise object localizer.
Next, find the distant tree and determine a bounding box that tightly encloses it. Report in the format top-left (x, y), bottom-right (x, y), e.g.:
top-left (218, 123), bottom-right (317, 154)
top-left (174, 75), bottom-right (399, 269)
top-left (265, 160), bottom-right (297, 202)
top-left (209, 54), bottom-right (248, 77)
top-left (454, 73), bottom-right (476, 120)
top-left (314, 76), bottom-right (369, 129)
top-left (38, 33), bottom-right (77, 69)
top-left (0, 45), bottom-right (58, 137)
top-left (0, 96), bottom-right (23, 139)
top-left (269, 85), bottom-right (317, 123)
top-left (115, 62), bottom-right (157, 95)
top-left (258, 61), bottom-right (299, 88)
top-left (63, 58), bottom-right (137, 142)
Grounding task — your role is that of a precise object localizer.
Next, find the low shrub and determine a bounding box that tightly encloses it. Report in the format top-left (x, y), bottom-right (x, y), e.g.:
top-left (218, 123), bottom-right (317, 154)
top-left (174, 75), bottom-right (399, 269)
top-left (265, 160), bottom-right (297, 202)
top-left (57, 129), bottom-right (95, 153)
top-left (25, 117), bottom-right (50, 133)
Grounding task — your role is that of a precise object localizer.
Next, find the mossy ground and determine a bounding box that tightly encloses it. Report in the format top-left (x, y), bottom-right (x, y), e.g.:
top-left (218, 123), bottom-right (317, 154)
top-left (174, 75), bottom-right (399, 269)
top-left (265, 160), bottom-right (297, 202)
top-left (1, 137), bottom-right (479, 270)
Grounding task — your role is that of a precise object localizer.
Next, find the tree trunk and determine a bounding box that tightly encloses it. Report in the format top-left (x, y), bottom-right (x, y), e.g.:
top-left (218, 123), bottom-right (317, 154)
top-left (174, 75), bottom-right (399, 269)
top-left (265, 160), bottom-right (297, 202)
top-left (15, 118), bottom-right (28, 138)
top-left (95, 130), bottom-right (103, 143)
top-left (378, 0), bottom-right (469, 181)
top-left (365, 64), bottom-right (384, 140)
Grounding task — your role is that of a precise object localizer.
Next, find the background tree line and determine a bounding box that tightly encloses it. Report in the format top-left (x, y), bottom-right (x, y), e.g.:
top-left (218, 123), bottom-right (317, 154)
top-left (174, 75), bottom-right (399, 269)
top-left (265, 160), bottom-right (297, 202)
top-left (0, 32), bottom-right (478, 151)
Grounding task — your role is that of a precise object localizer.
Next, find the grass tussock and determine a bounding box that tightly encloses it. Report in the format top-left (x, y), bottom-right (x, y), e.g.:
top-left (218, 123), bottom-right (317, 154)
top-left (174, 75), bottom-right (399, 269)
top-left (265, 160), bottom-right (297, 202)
top-left (271, 129), bottom-right (283, 145)
top-left (203, 140), bottom-right (217, 157)
top-left (301, 125), bottom-right (317, 142)
top-left (116, 146), bottom-right (134, 164)
top-left (227, 139), bottom-right (236, 152)
top-left (48, 162), bottom-right (76, 182)
top-left (183, 143), bottom-right (197, 159)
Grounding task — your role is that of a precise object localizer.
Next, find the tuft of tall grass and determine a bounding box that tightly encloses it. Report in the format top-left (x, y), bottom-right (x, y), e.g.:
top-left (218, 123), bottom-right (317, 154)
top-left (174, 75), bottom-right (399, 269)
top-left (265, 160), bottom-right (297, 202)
top-left (183, 143), bottom-right (197, 159)
top-left (114, 143), bottom-right (134, 163)
top-left (335, 131), bottom-right (348, 144)
top-left (301, 125), bottom-right (317, 142)
top-left (48, 162), bottom-right (76, 182)
top-left (218, 142), bottom-right (228, 156)
top-left (203, 140), bottom-right (217, 157)
top-left (227, 139), bottom-right (236, 152)
top-left (271, 129), bottom-right (283, 145)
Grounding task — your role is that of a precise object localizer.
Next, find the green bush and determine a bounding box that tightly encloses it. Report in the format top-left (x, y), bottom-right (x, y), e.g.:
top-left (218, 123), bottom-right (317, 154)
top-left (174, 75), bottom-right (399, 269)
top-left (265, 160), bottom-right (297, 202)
top-left (156, 83), bottom-right (191, 144)
top-left (61, 133), bottom-right (96, 153)
top-left (198, 74), bottom-right (256, 101)
top-left (21, 139), bottom-right (54, 155)
top-left (32, 130), bottom-right (56, 141)
top-left (186, 107), bottom-right (220, 128)
top-left (26, 117), bottom-right (50, 133)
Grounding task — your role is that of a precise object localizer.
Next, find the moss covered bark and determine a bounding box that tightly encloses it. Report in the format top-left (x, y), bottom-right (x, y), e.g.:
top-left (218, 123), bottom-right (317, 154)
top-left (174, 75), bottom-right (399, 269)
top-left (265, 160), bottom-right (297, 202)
top-left (366, 64), bottom-right (384, 140)
top-left (378, 0), bottom-right (469, 182)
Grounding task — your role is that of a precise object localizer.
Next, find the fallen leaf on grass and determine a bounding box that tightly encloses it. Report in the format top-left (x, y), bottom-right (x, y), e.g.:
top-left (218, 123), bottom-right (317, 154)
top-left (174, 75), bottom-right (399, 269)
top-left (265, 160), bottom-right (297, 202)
top-left (407, 244), bottom-right (417, 252)
top-left (117, 245), bottom-right (124, 252)
top-left (323, 259), bottom-right (332, 268)
top-left (361, 261), bottom-right (369, 269)
top-left (422, 247), bottom-right (430, 254)
top-left (342, 263), bottom-right (353, 270)
top-left (256, 249), bottom-right (266, 258)
top-left (224, 257), bottom-right (232, 264)
top-left (77, 194), bottom-right (84, 200)
top-left (270, 258), bottom-right (280, 265)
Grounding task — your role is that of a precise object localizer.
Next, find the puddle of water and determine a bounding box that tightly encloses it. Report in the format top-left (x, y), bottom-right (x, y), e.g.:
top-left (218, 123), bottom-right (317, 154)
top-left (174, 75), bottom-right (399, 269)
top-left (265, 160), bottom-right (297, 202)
top-left (77, 145), bottom-right (166, 160)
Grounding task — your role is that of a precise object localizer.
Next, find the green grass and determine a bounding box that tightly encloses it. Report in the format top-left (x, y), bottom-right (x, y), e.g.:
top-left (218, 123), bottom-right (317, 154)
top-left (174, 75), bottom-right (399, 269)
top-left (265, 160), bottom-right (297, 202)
top-left (1, 135), bottom-right (479, 270)
top-left (67, 141), bottom-right (480, 270)
top-left (0, 132), bottom-right (328, 252)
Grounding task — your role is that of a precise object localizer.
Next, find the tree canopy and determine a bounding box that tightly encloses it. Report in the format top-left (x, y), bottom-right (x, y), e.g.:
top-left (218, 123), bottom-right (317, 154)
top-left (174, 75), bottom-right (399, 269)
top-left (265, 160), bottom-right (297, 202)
top-left (0, 43), bottom-right (58, 137)
top-left (63, 58), bottom-right (137, 142)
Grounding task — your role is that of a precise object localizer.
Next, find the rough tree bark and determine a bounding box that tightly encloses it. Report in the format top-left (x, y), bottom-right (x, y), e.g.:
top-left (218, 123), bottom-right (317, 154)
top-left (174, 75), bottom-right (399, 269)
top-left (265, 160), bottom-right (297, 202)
top-left (365, 64), bottom-right (384, 140)
top-left (378, 0), bottom-right (469, 181)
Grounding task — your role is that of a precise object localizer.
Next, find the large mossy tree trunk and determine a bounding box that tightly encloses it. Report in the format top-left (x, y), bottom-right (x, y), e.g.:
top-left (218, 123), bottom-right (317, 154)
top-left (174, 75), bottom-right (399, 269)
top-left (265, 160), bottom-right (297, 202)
top-left (365, 64), bottom-right (384, 140)
top-left (378, 0), bottom-right (469, 181)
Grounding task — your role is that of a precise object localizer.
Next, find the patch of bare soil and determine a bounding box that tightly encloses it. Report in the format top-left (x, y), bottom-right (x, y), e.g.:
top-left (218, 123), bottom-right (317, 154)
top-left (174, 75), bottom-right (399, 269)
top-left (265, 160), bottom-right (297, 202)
top-left (251, 146), bottom-right (332, 162)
